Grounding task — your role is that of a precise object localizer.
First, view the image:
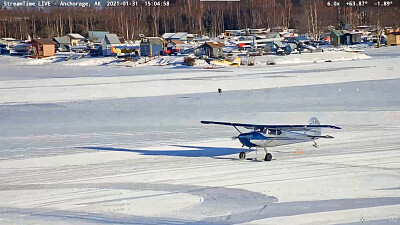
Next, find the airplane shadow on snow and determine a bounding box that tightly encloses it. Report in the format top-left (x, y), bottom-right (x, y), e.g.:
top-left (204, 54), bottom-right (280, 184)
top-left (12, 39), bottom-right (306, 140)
top-left (77, 145), bottom-right (245, 159)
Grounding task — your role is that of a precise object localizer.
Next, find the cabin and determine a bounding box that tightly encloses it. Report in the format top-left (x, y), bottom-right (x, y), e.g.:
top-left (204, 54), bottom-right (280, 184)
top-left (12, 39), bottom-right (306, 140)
top-left (140, 37), bottom-right (163, 57)
top-left (342, 32), bottom-right (362, 45)
top-left (53, 36), bottom-right (70, 52)
top-left (330, 30), bottom-right (346, 46)
top-left (65, 33), bottom-right (85, 46)
top-left (331, 30), bottom-right (362, 45)
top-left (200, 41), bottom-right (225, 58)
top-left (101, 33), bottom-right (121, 56)
top-left (31, 39), bottom-right (55, 58)
top-left (387, 32), bottom-right (400, 45)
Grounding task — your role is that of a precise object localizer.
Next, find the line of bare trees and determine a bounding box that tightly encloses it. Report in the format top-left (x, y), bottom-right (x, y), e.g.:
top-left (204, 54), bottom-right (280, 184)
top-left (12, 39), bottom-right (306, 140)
top-left (0, 0), bottom-right (399, 40)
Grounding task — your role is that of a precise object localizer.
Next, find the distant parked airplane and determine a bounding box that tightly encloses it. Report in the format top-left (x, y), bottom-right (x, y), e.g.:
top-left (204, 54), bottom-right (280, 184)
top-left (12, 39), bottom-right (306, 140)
top-left (201, 117), bottom-right (341, 161)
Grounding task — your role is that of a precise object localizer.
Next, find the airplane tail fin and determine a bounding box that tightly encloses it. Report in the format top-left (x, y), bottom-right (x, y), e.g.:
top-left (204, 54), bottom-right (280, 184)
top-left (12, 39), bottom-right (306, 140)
top-left (308, 117), bottom-right (321, 136)
top-left (309, 117), bottom-right (320, 125)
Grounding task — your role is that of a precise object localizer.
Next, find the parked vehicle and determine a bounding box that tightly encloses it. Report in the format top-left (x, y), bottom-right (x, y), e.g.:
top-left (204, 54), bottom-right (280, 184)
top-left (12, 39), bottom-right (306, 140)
top-left (165, 46), bottom-right (179, 55)
top-left (10, 43), bottom-right (32, 56)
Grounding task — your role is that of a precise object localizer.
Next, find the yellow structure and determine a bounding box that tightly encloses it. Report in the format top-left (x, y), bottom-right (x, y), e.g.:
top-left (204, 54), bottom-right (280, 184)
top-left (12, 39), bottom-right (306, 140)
top-left (210, 57), bottom-right (241, 66)
top-left (387, 32), bottom-right (400, 46)
top-left (66, 33), bottom-right (85, 46)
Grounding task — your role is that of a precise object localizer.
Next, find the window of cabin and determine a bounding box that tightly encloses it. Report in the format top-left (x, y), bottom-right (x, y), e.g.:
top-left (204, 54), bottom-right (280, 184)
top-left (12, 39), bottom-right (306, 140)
top-left (266, 129), bottom-right (282, 135)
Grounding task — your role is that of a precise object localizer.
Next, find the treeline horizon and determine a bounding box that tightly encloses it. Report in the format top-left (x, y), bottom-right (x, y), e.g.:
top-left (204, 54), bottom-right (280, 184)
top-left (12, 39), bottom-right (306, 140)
top-left (1, 0), bottom-right (399, 40)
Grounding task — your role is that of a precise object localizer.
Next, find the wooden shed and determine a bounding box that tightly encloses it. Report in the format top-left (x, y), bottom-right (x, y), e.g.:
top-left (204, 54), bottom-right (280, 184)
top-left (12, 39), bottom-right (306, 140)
top-left (387, 32), bottom-right (400, 45)
top-left (31, 39), bottom-right (55, 58)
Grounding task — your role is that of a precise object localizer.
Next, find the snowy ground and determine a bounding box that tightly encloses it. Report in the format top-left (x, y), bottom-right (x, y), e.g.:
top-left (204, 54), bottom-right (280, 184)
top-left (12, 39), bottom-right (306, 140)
top-left (1, 46), bottom-right (400, 224)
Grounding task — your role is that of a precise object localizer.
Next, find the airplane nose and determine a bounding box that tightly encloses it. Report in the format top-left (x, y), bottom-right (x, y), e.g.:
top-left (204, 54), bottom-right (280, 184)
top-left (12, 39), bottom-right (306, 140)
top-left (237, 134), bottom-right (255, 148)
top-left (238, 134), bottom-right (246, 146)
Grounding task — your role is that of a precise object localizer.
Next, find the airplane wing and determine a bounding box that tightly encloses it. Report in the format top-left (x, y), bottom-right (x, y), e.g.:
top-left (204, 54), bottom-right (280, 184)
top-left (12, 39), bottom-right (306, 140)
top-left (201, 121), bottom-right (341, 130)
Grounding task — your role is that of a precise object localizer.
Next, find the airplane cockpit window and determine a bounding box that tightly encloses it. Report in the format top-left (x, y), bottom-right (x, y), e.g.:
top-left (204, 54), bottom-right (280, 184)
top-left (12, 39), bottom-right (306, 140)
top-left (262, 128), bottom-right (267, 134)
top-left (267, 129), bottom-right (282, 135)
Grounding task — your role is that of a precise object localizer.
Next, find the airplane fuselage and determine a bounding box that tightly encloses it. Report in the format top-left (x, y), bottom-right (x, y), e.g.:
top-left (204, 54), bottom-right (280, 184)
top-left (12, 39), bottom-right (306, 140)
top-left (238, 130), bottom-right (317, 148)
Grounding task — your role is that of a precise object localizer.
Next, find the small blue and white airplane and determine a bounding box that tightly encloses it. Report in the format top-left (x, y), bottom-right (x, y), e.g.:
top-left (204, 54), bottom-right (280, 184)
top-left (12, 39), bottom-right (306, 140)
top-left (201, 117), bottom-right (341, 161)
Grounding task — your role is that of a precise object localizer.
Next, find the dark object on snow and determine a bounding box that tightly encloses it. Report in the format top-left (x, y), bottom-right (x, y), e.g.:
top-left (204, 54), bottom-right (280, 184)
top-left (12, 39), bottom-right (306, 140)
top-left (183, 56), bottom-right (195, 66)
top-left (218, 88), bottom-right (222, 95)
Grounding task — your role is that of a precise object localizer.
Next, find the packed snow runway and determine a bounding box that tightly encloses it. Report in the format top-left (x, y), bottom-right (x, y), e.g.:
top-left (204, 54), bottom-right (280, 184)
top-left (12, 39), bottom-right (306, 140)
top-left (1, 49), bottom-right (400, 224)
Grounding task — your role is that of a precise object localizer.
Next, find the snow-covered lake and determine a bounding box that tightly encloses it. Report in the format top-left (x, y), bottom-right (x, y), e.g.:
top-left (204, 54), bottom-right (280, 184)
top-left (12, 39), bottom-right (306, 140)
top-left (1, 47), bottom-right (400, 224)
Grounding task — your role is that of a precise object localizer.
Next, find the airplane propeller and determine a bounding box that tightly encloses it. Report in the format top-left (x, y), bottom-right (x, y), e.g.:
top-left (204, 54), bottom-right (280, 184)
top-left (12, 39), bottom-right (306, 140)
top-left (233, 135), bottom-right (245, 147)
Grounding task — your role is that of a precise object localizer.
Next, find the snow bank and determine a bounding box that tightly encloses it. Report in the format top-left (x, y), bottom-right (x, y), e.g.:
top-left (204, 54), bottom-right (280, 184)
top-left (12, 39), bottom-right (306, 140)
top-left (62, 57), bottom-right (120, 67)
top-left (11, 56), bottom-right (57, 65)
top-left (256, 51), bottom-right (371, 66)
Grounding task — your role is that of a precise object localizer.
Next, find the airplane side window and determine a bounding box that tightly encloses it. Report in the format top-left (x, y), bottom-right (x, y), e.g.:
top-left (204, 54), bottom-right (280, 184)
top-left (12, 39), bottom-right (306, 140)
top-left (268, 129), bottom-right (282, 135)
